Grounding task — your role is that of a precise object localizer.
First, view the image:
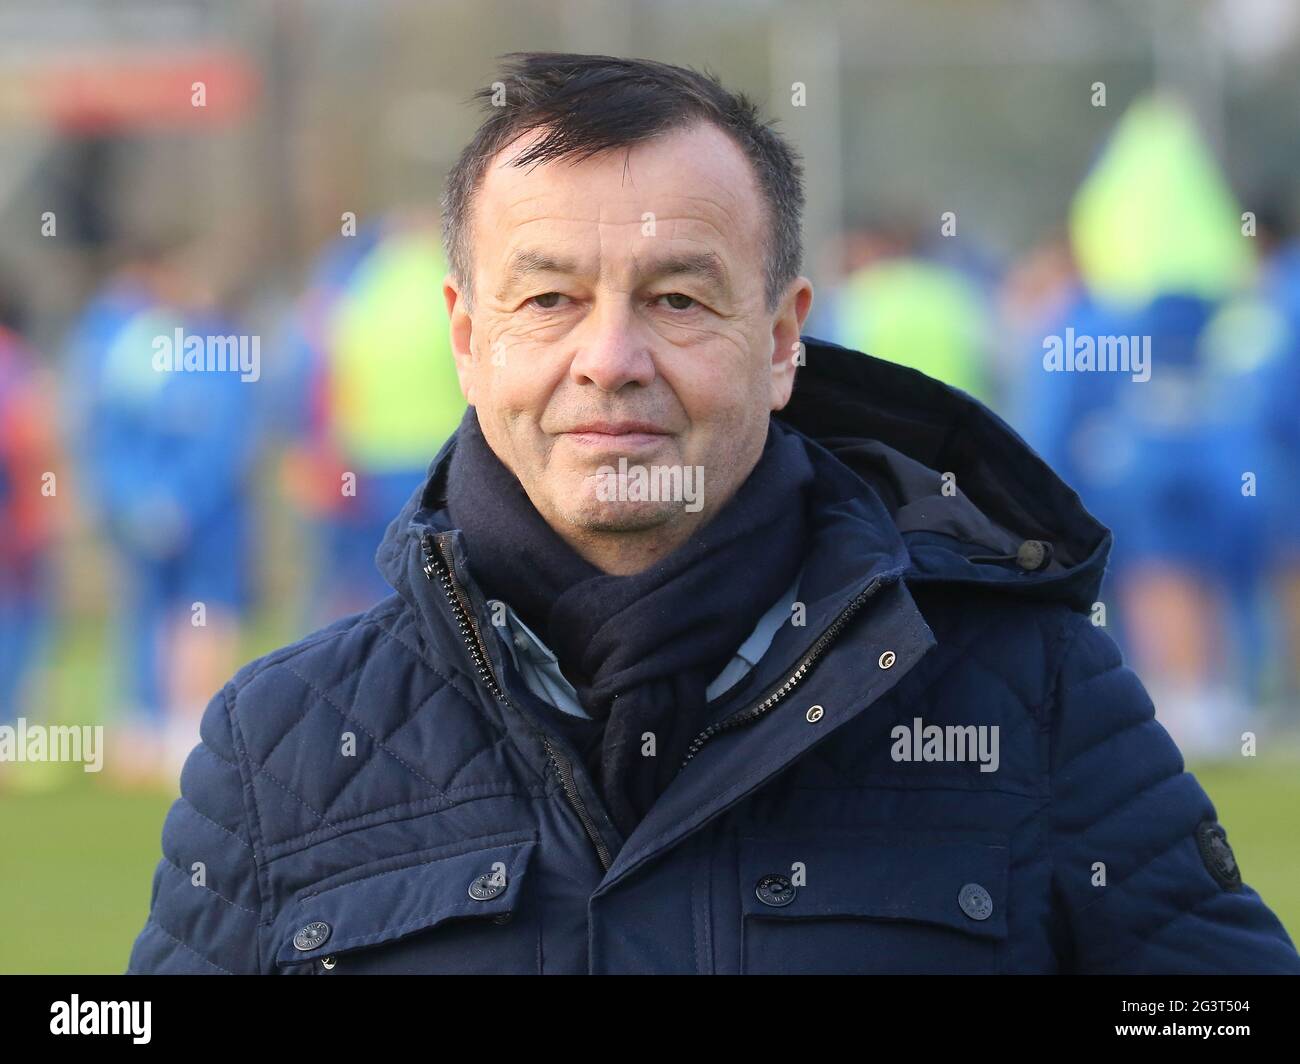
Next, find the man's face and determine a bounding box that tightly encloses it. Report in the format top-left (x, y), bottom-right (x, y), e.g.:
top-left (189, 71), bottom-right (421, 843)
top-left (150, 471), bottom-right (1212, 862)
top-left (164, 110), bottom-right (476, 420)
top-left (445, 120), bottom-right (812, 560)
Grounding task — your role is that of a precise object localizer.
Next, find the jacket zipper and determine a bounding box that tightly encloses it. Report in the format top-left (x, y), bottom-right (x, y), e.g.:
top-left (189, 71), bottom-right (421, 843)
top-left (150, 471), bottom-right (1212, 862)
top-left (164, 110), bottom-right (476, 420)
top-left (419, 531), bottom-right (614, 872)
top-left (679, 574), bottom-right (887, 767)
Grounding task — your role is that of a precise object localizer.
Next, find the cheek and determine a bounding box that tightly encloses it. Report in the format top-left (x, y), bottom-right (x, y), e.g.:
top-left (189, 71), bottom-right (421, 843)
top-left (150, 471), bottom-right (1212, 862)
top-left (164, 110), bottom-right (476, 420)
top-left (663, 338), bottom-right (768, 437)
top-left (475, 321), bottom-right (564, 418)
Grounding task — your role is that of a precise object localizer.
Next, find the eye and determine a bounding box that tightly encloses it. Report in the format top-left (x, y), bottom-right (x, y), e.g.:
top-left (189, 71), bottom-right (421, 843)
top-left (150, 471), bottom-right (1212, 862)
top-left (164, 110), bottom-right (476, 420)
top-left (655, 293), bottom-right (698, 311)
top-left (527, 292), bottom-right (570, 310)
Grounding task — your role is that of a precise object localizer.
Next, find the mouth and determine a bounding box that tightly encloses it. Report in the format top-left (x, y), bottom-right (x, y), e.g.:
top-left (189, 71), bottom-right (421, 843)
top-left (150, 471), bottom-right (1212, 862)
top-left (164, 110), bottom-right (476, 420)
top-left (561, 421), bottom-right (673, 451)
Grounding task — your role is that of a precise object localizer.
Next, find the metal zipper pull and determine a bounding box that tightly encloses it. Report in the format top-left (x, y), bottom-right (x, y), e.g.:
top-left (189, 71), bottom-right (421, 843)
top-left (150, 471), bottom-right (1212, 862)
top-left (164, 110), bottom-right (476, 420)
top-left (679, 574), bottom-right (888, 767)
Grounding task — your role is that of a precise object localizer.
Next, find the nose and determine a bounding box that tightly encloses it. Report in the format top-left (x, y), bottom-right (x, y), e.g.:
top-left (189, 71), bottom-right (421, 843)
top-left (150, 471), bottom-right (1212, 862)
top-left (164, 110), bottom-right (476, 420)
top-left (568, 309), bottom-right (656, 392)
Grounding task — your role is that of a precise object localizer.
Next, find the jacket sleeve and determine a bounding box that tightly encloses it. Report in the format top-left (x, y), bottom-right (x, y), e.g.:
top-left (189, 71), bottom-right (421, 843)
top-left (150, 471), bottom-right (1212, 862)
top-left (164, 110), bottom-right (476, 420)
top-left (127, 683), bottom-right (266, 974)
top-left (1047, 614), bottom-right (1300, 973)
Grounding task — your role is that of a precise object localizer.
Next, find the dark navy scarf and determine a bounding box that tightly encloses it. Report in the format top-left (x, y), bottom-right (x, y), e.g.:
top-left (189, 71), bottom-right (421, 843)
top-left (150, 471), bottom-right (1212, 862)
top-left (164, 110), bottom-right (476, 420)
top-left (445, 407), bottom-right (814, 840)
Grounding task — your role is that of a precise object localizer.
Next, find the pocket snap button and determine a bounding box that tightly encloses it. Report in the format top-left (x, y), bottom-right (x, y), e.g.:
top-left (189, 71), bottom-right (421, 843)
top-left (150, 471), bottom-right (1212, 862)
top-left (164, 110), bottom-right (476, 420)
top-left (805, 704), bottom-right (824, 723)
top-left (469, 871), bottom-right (508, 901)
top-left (878, 650), bottom-right (896, 669)
top-left (755, 873), bottom-right (796, 907)
top-left (1016, 539), bottom-right (1051, 571)
top-left (958, 882), bottom-right (993, 921)
top-left (293, 921), bottom-right (331, 951)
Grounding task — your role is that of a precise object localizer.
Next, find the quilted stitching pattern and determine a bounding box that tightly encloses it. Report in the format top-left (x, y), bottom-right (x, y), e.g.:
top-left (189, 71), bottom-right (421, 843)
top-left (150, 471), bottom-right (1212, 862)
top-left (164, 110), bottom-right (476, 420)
top-left (126, 545), bottom-right (1300, 974)
top-left (1047, 612), bottom-right (1300, 973)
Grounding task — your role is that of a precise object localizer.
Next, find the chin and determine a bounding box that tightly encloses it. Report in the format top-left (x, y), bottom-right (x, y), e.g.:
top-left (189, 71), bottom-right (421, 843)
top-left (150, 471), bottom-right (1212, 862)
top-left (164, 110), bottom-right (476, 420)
top-left (559, 495), bottom-right (681, 535)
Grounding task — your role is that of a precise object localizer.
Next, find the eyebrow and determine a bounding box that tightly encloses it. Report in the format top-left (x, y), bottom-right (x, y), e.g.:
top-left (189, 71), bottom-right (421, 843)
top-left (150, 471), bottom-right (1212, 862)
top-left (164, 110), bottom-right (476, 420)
top-left (495, 248), bottom-right (731, 301)
top-left (640, 251), bottom-right (731, 298)
top-left (496, 249), bottom-right (579, 301)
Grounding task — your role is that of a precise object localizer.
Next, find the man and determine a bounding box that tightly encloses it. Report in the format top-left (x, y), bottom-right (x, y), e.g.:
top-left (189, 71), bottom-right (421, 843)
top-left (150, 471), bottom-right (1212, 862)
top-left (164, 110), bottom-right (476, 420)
top-left (277, 215), bottom-right (466, 626)
top-left (66, 238), bottom-right (257, 787)
top-left (128, 53), bottom-right (1300, 974)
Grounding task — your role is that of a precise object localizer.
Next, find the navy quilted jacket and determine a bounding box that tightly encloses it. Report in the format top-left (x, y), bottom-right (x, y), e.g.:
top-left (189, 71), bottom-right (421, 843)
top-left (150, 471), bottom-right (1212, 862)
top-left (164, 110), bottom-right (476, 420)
top-left (127, 337), bottom-right (1300, 974)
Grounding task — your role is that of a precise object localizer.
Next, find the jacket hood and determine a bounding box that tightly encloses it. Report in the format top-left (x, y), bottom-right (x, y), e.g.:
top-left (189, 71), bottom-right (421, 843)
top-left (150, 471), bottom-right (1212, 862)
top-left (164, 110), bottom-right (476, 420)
top-left (376, 334), bottom-right (1111, 614)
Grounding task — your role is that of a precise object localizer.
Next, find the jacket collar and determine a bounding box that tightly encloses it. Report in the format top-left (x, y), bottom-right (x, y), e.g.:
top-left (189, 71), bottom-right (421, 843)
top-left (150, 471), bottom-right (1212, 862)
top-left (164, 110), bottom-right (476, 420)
top-left (774, 336), bottom-right (1112, 610)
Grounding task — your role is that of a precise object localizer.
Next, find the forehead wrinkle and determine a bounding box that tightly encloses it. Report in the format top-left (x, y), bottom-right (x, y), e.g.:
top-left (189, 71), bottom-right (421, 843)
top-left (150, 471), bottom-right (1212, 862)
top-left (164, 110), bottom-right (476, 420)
top-left (482, 156), bottom-right (762, 301)
top-left (666, 193), bottom-right (754, 249)
top-left (493, 190), bottom-right (598, 234)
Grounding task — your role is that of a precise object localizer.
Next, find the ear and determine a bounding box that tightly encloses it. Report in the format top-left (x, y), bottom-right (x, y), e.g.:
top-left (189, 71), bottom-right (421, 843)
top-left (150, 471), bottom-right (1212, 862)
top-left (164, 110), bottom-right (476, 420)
top-left (769, 276), bottom-right (814, 411)
top-left (444, 273), bottom-right (476, 405)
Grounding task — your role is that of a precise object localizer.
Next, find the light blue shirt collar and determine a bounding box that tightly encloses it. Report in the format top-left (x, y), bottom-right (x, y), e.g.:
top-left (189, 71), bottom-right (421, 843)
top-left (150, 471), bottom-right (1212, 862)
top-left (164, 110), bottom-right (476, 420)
top-left (494, 571), bottom-right (803, 718)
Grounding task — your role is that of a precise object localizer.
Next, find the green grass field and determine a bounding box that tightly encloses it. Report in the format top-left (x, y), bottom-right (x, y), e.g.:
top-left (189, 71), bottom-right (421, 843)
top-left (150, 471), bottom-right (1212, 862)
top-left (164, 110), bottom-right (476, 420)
top-left (1, 755), bottom-right (1296, 973)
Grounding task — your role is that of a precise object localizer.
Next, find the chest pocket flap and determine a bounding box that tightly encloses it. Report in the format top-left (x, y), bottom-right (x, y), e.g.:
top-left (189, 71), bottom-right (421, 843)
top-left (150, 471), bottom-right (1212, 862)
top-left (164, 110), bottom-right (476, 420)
top-left (739, 831), bottom-right (1009, 974)
top-left (274, 831), bottom-right (537, 971)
